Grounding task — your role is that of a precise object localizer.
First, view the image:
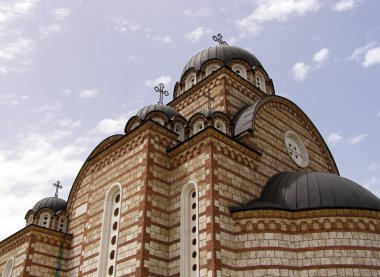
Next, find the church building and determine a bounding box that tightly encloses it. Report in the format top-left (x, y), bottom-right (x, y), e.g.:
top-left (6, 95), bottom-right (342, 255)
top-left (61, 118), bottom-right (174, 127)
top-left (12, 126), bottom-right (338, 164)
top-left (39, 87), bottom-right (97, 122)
top-left (1, 40), bottom-right (380, 276)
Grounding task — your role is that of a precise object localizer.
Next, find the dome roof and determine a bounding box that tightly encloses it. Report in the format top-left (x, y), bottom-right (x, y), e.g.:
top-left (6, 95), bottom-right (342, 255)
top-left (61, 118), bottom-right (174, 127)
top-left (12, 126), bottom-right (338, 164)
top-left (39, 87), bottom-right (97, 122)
top-left (32, 197), bottom-right (67, 214)
top-left (182, 45), bottom-right (263, 76)
top-left (231, 171), bottom-right (380, 212)
top-left (136, 104), bottom-right (181, 120)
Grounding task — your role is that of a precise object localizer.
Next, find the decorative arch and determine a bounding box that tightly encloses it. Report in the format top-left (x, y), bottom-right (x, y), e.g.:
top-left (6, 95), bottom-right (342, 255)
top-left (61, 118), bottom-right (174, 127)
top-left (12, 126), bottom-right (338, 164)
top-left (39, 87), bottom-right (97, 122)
top-left (232, 64), bottom-right (247, 79)
top-left (255, 71), bottom-right (266, 93)
top-left (214, 119), bottom-right (227, 133)
top-left (38, 211), bottom-right (52, 228)
top-left (97, 183), bottom-right (122, 277)
top-left (174, 123), bottom-right (185, 141)
top-left (2, 257), bottom-right (14, 277)
top-left (185, 72), bottom-right (197, 91)
top-left (180, 181), bottom-right (199, 276)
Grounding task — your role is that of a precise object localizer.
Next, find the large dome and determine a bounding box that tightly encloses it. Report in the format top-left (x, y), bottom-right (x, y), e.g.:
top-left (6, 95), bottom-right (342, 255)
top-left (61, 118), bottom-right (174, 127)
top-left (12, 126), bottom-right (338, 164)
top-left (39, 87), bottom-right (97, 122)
top-left (182, 45), bottom-right (263, 76)
top-left (32, 197), bottom-right (67, 214)
top-left (231, 171), bottom-right (380, 212)
top-left (136, 104), bottom-right (181, 120)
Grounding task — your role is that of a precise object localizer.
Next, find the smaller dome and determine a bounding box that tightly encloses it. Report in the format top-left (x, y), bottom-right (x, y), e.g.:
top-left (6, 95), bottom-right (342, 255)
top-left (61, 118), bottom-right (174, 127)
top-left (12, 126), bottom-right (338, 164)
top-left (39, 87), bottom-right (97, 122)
top-left (231, 171), bottom-right (380, 212)
top-left (136, 104), bottom-right (181, 120)
top-left (32, 197), bottom-right (67, 214)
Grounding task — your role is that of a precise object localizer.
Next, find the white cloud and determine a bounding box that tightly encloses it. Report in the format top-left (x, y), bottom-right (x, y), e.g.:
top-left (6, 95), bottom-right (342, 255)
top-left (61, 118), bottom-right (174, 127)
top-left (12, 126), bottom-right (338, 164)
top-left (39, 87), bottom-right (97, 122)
top-left (58, 118), bottom-right (81, 129)
top-left (0, 38), bottom-right (36, 74)
top-left (313, 48), bottom-right (329, 66)
top-left (292, 62), bottom-right (309, 80)
top-left (79, 89), bottom-right (99, 98)
top-left (364, 177), bottom-right (379, 190)
top-left (145, 34), bottom-right (172, 44)
top-left (0, 94), bottom-right (27, 106)
top-left (144, 75), bottom-right (171, 88)
top-left (0, 130), bottom-right (89, 239)
top-left (0, 0), bottom-right (38, 25)
top-left (39, 24), bottom-right (61, 38)
top-left (327, 132), bottom-right (342, 147)
top-left (31, 101), bottom-right (61, 113)
top-left (112, 16), bottom-right (141, 33)
top-left (183, 8), bottom-right (210, 18)
top-left (362, 47), bottom-right (380, 67)
top-left (236, 0), bottom-right (320, 36)
top-left (367, 163), bottom-right (378, 172)
top-left (347, 133), bottom-right (367, 145)
top-left (53, 7), bottom-right (70, 21)
top-left (349, 42), bottom-right (380, 67)
top-left (332, 0), bottom-right (360, 12)
top-left (95, 111), bottom-right (137, 136)
top-left (185, 27), bottom-right (211, 43)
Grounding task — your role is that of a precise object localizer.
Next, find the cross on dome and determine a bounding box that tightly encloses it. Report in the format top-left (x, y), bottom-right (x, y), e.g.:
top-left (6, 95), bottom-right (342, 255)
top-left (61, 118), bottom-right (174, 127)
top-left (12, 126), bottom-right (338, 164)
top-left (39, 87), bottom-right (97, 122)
top-left (212, 33), bottom-right (228, 45)
top-left (53, 181), bottom-right (62, 197)
top-left (154, 83), bottom-right (169, 105)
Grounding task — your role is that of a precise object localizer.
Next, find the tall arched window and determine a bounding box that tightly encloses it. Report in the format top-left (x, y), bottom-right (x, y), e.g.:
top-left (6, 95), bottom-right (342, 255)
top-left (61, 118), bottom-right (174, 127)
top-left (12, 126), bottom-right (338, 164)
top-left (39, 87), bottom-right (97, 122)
top-left (2, 257), bottom-right (14, 277)
top-left (57, 216), bottom-right (68, 232)
top-left (180, 181), bottom-right (199, 276)
top-left (98, 183), bottom-right (122, 277)
top-left (232, 64), bottom-right (247, 79)
top-left (185, 73), bottom-right (197, 91)
top-left (214, 119), bottom-right (227, 133)
top-left (255, 72), bottom-right (266, 93)
top-left (38, 212), bottom-right (51, 228)
top-left (193, 121), bottom-right (204, 135)
top-left (174, 123), bottom-right (185, 141)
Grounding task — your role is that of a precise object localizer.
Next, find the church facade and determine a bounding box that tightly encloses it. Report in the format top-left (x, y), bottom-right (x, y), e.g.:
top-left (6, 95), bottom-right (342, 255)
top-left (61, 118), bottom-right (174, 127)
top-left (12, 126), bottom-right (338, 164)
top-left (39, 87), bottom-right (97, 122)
top-left (1, 44), bottom-right (380, 276)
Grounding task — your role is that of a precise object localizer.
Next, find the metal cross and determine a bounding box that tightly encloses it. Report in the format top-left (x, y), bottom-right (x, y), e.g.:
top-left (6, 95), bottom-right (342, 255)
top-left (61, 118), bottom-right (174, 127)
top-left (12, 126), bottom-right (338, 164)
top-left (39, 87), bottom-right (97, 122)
top-left (204, 91), bottom-right (215, 110)
top-left (154, 83), bottom-right (169, 105)
top-left (212, 33), bottom-right (228, 45)
top-left (53, 181), bottom-right (62, 197)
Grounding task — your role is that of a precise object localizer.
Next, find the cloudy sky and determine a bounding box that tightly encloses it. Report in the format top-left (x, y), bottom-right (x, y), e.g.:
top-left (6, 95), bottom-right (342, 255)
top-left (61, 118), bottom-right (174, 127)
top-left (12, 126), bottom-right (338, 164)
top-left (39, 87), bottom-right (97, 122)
top-left (0, 0), bottom-right (379, 240)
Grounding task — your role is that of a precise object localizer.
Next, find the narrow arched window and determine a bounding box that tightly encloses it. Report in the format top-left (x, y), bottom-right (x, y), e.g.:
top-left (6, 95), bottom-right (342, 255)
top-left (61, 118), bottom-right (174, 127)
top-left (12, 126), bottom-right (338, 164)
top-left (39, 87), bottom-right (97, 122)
top-left (206, 64), bottom-right (220, 76)
top-left (57, 216), bottom-right (68, 232)
top-left (185, 73), bottom-right (197, 91)
top-left (38, 212), bottom-right (51, 228)
top-left (214, 119), bottom-right (227, 133)
top-left (232, 64), bottom-right (247, 79)
top-left (256, 73), bottom-right (266, 93)
top-left (26, 214), bottom-right (34, 225)
top-left (193, 121), bottom-right (204, 135)
top-left (174, 123), bottom-right (185, 141)
top-left (180, 182), bottom-right (199, 276)
top-left (2, 257), bottom-right (14, 277)
top-left (98, 183), bottom-right (122, 277)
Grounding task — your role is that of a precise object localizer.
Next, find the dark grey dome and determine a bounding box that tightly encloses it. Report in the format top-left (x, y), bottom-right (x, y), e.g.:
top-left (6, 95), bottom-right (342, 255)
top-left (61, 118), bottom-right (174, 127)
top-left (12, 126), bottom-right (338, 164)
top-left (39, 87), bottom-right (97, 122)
top-left (136, 104), bottom-right (181, 120)
top-left (231, 171), bottom-right (380, 212)
top-left (182, 45), bottom-right (263, 76)
top-left (32, 197), bottom-right (67, 214)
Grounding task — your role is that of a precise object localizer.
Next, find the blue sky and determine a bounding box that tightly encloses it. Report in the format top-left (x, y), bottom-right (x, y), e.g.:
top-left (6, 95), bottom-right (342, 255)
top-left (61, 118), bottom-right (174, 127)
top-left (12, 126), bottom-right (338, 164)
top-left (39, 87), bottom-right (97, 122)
top-left (0, 0), bottom-right (379, 240)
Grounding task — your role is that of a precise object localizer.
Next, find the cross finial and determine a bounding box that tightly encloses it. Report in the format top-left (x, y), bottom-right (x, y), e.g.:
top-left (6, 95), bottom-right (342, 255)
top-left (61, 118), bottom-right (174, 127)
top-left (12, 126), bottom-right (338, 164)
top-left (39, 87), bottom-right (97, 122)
top-left (212, 33), bottom-right (228, 45)
top-left (204, 91), bottom-right (215, 110)
top-left (53, 181), bottom-right (62, 197)
top-left (154, 83), bottom-right (169, 104)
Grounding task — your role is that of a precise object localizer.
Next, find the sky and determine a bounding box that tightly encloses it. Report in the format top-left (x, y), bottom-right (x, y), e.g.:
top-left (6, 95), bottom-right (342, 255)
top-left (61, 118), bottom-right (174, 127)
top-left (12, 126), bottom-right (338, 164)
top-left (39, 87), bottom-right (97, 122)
top-left (0, 0), bottom-right (379, 240)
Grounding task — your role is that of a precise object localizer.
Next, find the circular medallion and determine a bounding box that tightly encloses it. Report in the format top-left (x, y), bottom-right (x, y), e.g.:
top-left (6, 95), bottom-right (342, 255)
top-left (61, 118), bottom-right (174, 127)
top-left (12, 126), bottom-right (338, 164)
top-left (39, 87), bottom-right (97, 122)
top-left (284, 131), bottom-right (309, 168)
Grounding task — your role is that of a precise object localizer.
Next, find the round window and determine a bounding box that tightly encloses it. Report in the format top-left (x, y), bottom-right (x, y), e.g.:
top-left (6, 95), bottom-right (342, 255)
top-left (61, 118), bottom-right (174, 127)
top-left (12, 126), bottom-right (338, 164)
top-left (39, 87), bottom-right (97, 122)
top-left (284, 131), bottom-right (309, 167)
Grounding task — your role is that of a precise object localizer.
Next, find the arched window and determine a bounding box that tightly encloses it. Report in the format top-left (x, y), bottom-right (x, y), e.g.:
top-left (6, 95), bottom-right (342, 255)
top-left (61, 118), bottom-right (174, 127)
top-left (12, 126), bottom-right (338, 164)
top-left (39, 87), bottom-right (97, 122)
top-left (255, 73), bottom-right (266, 93)
top-left (180, 182), bottom-right (199, 277)
top-left (2, 257), bottom-right (14, 277)
top-left (185, 73), bottom-right (197, 91)
top-left (98, 183), bottom-right (122, 277)
top-left (232, 64), bottom-right (247, 79)
top-left (38, 212), bottom-right (51, 228)
top-left (174, 123), bottom-right (185, 141)
top-left (130, 122), bottom-right (139, 130)
top-left (57, 216), bottom-right (68, 232)
top-left (206, 64), bottom-right (220, 76)
top-left (193, 121), bottom-right (204, 135)
top-left (26, 214), bottom-right (33, 225)
top-left (214, 119), bottom-right (227, 133)
top-left (152, 118), bottom-right (164, 125)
